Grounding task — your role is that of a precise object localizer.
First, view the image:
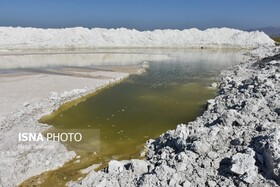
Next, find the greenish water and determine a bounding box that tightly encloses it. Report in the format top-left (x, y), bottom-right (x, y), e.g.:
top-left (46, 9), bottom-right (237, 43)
top-left (42, 60), bottom-right (219, 158)
top-left (21, 49), bottom-right (246, 186)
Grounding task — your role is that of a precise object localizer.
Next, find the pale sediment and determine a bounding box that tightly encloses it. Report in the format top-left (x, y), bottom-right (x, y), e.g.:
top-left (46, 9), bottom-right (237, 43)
top-left (68, 47), bottom-right (280, 187)
top-left (0, 71), bottom-right (129, 186)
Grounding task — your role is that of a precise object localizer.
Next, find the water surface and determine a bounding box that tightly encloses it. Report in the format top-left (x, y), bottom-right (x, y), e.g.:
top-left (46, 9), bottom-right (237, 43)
top-left (17, 49), bottom-right (246, 186)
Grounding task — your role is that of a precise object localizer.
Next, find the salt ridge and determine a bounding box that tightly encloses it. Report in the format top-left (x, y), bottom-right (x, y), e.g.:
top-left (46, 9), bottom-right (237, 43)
top-left (0, 27), bottom-right (275, 49)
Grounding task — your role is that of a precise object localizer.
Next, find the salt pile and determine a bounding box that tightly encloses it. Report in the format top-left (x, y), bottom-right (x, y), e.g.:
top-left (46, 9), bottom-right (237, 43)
top-left (0, 27), bottom-right (275, 49)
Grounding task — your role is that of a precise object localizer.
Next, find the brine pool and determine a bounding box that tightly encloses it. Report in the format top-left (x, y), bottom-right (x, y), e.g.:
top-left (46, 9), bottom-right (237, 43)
top-left (11, 49), bottom-right (247, 186)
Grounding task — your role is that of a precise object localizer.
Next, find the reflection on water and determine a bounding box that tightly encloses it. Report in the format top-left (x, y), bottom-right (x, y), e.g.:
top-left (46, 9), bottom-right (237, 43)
top-left (0, 48), bottom-right (245, 71)
top-left (0, 49), bottom-right (169, 70)
top-left (19, 49), bottom-right (247, 187)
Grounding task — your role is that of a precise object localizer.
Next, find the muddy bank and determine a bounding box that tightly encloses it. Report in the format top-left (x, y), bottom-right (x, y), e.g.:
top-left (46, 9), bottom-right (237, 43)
top-left (69, 47), bottom-right (280, 187)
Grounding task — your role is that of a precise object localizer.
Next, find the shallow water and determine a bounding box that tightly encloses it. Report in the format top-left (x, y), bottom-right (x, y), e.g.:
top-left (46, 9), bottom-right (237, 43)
top-left (19, 49), bottom-right (247, 186)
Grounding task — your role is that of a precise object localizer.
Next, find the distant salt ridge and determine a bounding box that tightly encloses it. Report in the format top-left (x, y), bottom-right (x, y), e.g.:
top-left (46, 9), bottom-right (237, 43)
top-left (0, 27), bottom-right (275, 49)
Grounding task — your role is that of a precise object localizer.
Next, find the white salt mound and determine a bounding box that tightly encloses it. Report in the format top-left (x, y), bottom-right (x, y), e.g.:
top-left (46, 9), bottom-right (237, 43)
top-left (0, 27), bottom-right (275, 49)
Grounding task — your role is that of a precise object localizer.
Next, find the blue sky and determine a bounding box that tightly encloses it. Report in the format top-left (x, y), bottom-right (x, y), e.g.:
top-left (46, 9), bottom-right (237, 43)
top-left (0, 0), bottom-right (279, 30)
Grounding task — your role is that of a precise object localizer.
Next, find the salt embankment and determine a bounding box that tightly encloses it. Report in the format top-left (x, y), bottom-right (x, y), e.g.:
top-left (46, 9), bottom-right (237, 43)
top-left (0, 27), bottom-right (275, 50)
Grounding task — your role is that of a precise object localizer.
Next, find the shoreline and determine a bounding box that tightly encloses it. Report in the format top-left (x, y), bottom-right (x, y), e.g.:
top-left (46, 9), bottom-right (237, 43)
top-left (0, 69), bottom-right (130, 186)
top-left (0, 47), bottom-right (248, 57)
top-left (0, 46), bottom-right (259, 55)
top-left (68, 46), bottom-right (280, 186)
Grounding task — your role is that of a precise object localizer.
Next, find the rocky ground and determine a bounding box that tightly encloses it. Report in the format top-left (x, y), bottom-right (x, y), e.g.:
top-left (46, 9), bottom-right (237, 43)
top-left (69, 47), bottom-right (280, 187)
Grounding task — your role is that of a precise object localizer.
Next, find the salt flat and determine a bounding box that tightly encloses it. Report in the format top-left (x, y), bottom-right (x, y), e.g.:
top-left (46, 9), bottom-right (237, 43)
top-left (0, 71), bottom-right (128, 122)
top-left (0, 69), bottom-right (128, 186)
